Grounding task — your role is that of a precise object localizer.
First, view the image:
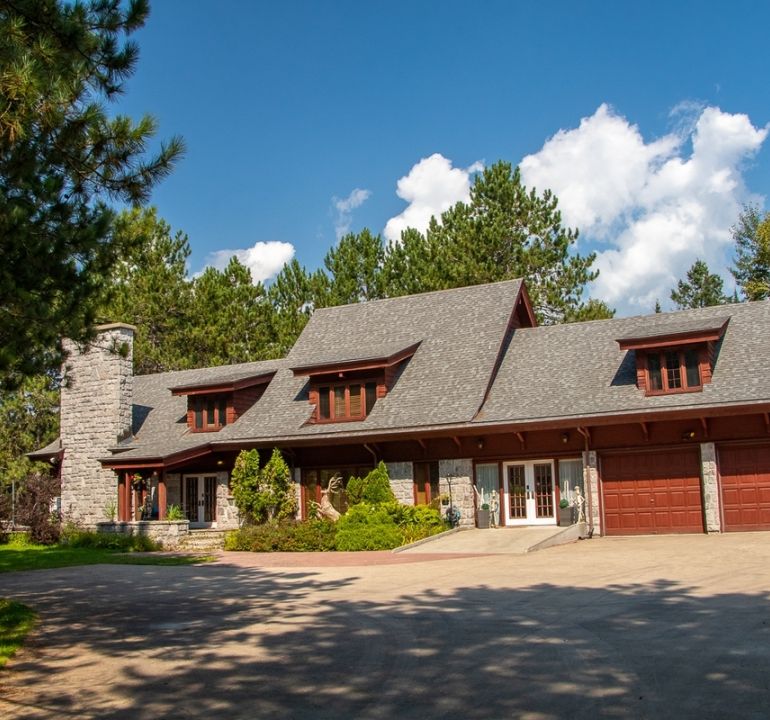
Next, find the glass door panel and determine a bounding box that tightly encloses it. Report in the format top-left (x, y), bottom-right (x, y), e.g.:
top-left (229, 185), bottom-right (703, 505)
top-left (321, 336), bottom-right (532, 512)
top-left (508, 465), bottom-right (527, 519)
top-left (203, 476), bottom-right (217, 523)
top-left (184, 476), bottom-right (198, 522)
top-left (503, 460), bottom-right (556, 526)
top-left (534, 463), bottom-right (554, 518)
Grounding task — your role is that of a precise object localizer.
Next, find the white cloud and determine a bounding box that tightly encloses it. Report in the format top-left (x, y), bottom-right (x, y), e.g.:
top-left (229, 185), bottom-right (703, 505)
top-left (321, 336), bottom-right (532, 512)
top-left (520, 104), bottom-right (768, 313)
top-left (205, 241), bottom-right (295, 284)
top-left (383, 154), bottom-right (483, 243)
top-left (332, 187), bottom-right (371, 240)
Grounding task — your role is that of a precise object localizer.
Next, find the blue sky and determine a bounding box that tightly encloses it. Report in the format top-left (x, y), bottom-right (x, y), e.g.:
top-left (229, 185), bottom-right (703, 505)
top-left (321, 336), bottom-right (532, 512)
top-left (116, 0), bottom-right (770, 314)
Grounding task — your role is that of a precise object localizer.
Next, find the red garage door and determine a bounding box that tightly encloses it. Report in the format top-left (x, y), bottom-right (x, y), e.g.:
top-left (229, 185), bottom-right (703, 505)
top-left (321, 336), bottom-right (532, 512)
top-left (601, 449), bottom-right (704, 535)
top-left (719, 444), bottom-right (770, 531)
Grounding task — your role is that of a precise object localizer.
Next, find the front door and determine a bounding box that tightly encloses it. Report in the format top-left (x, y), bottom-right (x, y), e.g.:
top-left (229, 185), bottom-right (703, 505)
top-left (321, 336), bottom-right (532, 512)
top-left (503, 461), bottom-right (556, 526)
top-left (183, 475), bottom-right (218, 527)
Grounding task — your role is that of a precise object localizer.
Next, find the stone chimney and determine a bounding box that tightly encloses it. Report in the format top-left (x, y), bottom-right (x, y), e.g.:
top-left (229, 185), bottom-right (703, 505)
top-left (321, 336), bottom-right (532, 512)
top-left (59, 324), bottom-right (135, 525)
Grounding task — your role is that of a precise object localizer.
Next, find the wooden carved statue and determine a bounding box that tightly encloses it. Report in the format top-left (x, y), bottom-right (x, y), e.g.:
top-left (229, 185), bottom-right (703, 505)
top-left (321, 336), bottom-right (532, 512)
top-left (317, 475), bottom-right (343, 522)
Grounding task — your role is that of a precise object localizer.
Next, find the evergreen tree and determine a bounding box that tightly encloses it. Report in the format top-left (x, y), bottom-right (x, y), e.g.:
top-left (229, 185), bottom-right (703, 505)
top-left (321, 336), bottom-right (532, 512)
top-left (654, 300), bottom-right (662, 313)
top-left (101, 208), bottom-right (194, 375)
top-left (268, 259), bottom-right (324, 356)
top-left (382, 162), bottom-right (606, 324)
top-left (731, 205), bottom-right (770, 301)
top-left (0, 0), bottom-right (183, 384)
top-left (0, 375), bottom-right (59, 493)
top-left (670, 260), bottom-right (728, 309)
top-left (317, 229), bottom-right (386, 306)
top-left (187, 258), bottom-right (276, 367)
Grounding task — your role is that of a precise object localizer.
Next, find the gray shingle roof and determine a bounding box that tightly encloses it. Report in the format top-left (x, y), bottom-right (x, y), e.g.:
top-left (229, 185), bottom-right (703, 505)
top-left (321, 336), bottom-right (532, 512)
top-left (476, 300), bottom-right (770, 426)
top-left (107, 280), bottom-right (524, 460)
top-left (615, 316), bottom-right (730, 343)
top-left (289, 340), bottom-right (419, 373)
top-left (84, 283), bottom-right (770, 464)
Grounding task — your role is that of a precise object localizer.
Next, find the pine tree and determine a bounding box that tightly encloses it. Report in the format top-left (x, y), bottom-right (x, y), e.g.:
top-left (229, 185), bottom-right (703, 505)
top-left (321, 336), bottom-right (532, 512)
top-left (317, 229), bottom-right (386, 306)
top-left (100, 208), bottom-right (194, 375)
top-left (0, 0), bottom-right (183, 384)
top-left (670, 260), bottom-right (728, 310)
top-left (731, 205), bottom-right (770, 301)
top-left (268, 260), bottom-right (324, 356)
top-left (381, 162), bottom-right (607, 324)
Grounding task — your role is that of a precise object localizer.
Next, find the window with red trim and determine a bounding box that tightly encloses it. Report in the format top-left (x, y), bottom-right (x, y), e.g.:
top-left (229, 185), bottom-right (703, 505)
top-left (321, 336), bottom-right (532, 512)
top-left (191, 394), bottom-right (229, 430)
top-left (314, 381), bottom-right (378, 422)
top-left (644, 347), bottom-right (702, 394)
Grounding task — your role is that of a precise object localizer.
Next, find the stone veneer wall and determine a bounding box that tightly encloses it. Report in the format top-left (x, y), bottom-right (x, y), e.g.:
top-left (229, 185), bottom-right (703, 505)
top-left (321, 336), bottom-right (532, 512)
top-left (293, 467), bottom-right (302, 520)
top-left (386, 461), bottom-right (414, 505)
top-left (439, 458), bottom-right (475, 527)
top-left (166, 474), bottom-right (181, 508)
top-left (60, 324), bottom-right (135, 526)
top-left (582, 450), bottom-right (601, 535)
top-left (700, 442), bottom-right (722, 532)
top-left (215, 471), bottom-right (239, 529)
top-left (96, 521), bottom-right (189, 549)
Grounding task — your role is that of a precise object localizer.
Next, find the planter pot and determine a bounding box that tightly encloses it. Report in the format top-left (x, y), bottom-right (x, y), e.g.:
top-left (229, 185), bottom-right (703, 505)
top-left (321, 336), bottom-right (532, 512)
top-left (558, 506), bottom-right (574, 526)
top-left (476, 508), bottom-right (490, 529)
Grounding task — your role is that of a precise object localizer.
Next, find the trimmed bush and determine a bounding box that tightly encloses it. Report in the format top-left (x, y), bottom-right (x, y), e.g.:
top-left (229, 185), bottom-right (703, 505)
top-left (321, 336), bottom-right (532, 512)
top-left (59, 528), bottom-right (160, 552)
top-left (346, 462), bottom-right (396, 505)
top-left (224, 520), bottom-right (337, 552)
top-left (334, 503), bottom-right (403, 551)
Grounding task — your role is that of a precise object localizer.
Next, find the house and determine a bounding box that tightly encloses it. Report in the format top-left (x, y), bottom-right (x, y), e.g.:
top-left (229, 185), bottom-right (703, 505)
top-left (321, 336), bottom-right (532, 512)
top-left (31, 278), bottom-right (770, 540)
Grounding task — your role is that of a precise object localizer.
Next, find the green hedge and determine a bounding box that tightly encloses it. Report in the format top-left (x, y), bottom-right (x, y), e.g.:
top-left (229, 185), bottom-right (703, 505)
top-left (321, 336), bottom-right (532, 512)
top-left (59, 528), bottom-right (160, 552)
top-left (224, 520), bottom-right (338, 552)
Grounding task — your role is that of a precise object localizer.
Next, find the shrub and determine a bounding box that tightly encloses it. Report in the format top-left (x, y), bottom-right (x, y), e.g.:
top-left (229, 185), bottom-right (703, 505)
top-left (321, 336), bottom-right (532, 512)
top-left (15, 472), bottom-right (61, 545)
top-left (224, 520), bottom-right (337, 552)
top-left (346, 462), bottom-right (396, 505)
top-left (166, 504), bottom-right (185, 521)
top-left (231, 448), bottom-right (297, 524)
top-left (59, 527), bottom-right (160, 552)
top-left (334, 503), bottom-right (403, 551)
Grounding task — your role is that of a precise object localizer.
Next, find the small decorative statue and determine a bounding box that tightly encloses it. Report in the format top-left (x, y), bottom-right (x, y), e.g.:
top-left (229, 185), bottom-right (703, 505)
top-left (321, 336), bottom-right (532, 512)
top-left (318, 475), bottom-right (343, 522)
top-left (489, 489), bottom-right (499, 528)
top-left (572, 486), bottom-right (586, 523)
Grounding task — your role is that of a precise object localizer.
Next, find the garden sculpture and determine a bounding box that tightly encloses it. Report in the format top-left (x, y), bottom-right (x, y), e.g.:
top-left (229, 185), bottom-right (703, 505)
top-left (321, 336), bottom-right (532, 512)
top-left (318, 475), bottom-right (343, 522)
top-left (489, 489), bottom-right (499, 528)
top-left (572, 486), bottom-right (586, 523)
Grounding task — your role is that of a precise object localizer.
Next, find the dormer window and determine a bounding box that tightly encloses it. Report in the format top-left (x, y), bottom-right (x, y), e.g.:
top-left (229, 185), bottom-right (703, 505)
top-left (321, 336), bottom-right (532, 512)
top-left (646, 347), bottom-right (701, 393)
top-left (192, 394), bottom-right (228, 430)
top-left (169, 369), bottom-right (277, 432)
top-left (616, 317), bottom-right (729, 397)
top-left (291, 341), bottom-right (420, 424)
top-left (315, 382), bottom-right (378, 422)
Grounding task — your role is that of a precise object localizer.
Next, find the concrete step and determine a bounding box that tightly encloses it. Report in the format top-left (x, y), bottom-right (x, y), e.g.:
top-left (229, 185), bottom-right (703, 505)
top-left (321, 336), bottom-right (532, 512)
top-left (177, 530), bottom-right (227, 551)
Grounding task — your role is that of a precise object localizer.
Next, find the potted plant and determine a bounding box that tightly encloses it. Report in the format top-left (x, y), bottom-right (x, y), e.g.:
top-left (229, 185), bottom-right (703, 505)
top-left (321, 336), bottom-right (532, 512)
top-left (558, 498), bottom-right (573, 526)
top-left (476, 502), bottom-right (490, 529)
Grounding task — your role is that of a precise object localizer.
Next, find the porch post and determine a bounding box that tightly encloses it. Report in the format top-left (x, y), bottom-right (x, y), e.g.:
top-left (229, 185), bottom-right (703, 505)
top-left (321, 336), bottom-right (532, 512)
top-left (122, 471), bottom-right (133, 521)
top-left (117, 472), bottom-right (126, 521)
top-left (158, 470), bottom-right (167, 520)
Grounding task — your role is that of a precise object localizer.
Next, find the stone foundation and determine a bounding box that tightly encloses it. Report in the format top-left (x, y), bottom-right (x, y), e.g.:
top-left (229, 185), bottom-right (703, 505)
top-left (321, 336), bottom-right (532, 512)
top-left (96, 520), bottom-right (190, 549)
top-left (438, 458), bottom-right (475, 527)
top-left (215, 471), bottom-right (239, 529)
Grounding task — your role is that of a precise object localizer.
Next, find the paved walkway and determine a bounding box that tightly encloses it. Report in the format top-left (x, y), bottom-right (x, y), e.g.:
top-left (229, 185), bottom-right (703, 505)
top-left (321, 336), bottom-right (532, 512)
top-left (2, 533), bottom-right (770, 719)
top-left (398, 525), bottom-right (574, 553)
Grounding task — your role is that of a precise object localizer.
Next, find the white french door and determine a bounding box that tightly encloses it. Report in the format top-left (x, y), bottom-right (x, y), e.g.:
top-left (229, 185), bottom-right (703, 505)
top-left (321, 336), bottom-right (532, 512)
top-left (502, 460), bottom-right (556, 526)
top-left (183, 475), bottom-right (218, 527)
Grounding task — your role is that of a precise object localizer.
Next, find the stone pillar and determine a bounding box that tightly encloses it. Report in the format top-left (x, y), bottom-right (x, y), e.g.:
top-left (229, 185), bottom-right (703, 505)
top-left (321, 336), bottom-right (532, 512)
top-left (700, 442), bottom-right (722, 533)
top-left (59, 323), bottom-right (135, 526)
top-left (386, 461), bottom-right (414, 505)
top-left (439, 458), bottom-right (474, 527)
top-left (215, 470), bottom-right (239, 529)
top-left (582, 450), bottom-right (601, 536)
top-left (293, 467), bottom-right (302, 520)
top-left (165, 473), bottom-right (181, 509)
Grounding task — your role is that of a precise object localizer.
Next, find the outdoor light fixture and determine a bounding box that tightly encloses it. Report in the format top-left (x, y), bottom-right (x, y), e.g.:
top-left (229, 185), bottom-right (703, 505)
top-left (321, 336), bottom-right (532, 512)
top-left (561, 432), bottom-right (569, 444)
top-left (682, 430), bottom-right (697, 440)
top-left (217, 459), bottom-right (224, 466)
top-left (477, 439), bottom-right (484, 450)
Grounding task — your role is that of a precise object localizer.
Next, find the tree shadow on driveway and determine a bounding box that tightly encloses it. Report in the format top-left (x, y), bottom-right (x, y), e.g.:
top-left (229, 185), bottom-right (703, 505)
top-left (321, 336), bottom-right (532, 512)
top-left (1, 562), bottom-right (768, 719)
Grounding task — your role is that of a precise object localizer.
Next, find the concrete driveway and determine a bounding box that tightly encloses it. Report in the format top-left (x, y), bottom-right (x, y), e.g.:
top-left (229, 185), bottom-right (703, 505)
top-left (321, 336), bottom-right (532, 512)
top-left (1, 533), bottom-right (769, 719)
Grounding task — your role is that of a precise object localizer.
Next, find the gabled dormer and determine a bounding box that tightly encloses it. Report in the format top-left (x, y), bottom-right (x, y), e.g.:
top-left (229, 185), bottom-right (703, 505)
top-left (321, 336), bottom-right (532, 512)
top-left (169, 370), bottom-right (276, 432)
top-left (291, 342), bottom-right (421, 423)
top-left (616, 317), bottom-right (730, 396)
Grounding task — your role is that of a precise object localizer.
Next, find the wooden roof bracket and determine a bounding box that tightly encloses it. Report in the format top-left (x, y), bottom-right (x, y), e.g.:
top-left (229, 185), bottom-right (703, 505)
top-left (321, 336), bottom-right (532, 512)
top-left (577, 426), bottom-right (591, 450)
top-left (515, 431), bottom-right (526, 448)
top-left (700, 417), bottom-right (709, 438)
top-left (416, 437), bottom-right (427, 452)
top-left (639, 422), bottom-right (649, 442)
top-left (451, 436), bottom-right (462, 450)
top-left (764, 412), bottom-right (770, 436)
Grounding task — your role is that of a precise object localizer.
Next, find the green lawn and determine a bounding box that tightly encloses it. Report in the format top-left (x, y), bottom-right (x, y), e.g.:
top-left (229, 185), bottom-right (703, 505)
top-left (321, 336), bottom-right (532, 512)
top-left (0, 543), bottom-right (214, 574)
top-left (0, 599), bottom-right (36, 667)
